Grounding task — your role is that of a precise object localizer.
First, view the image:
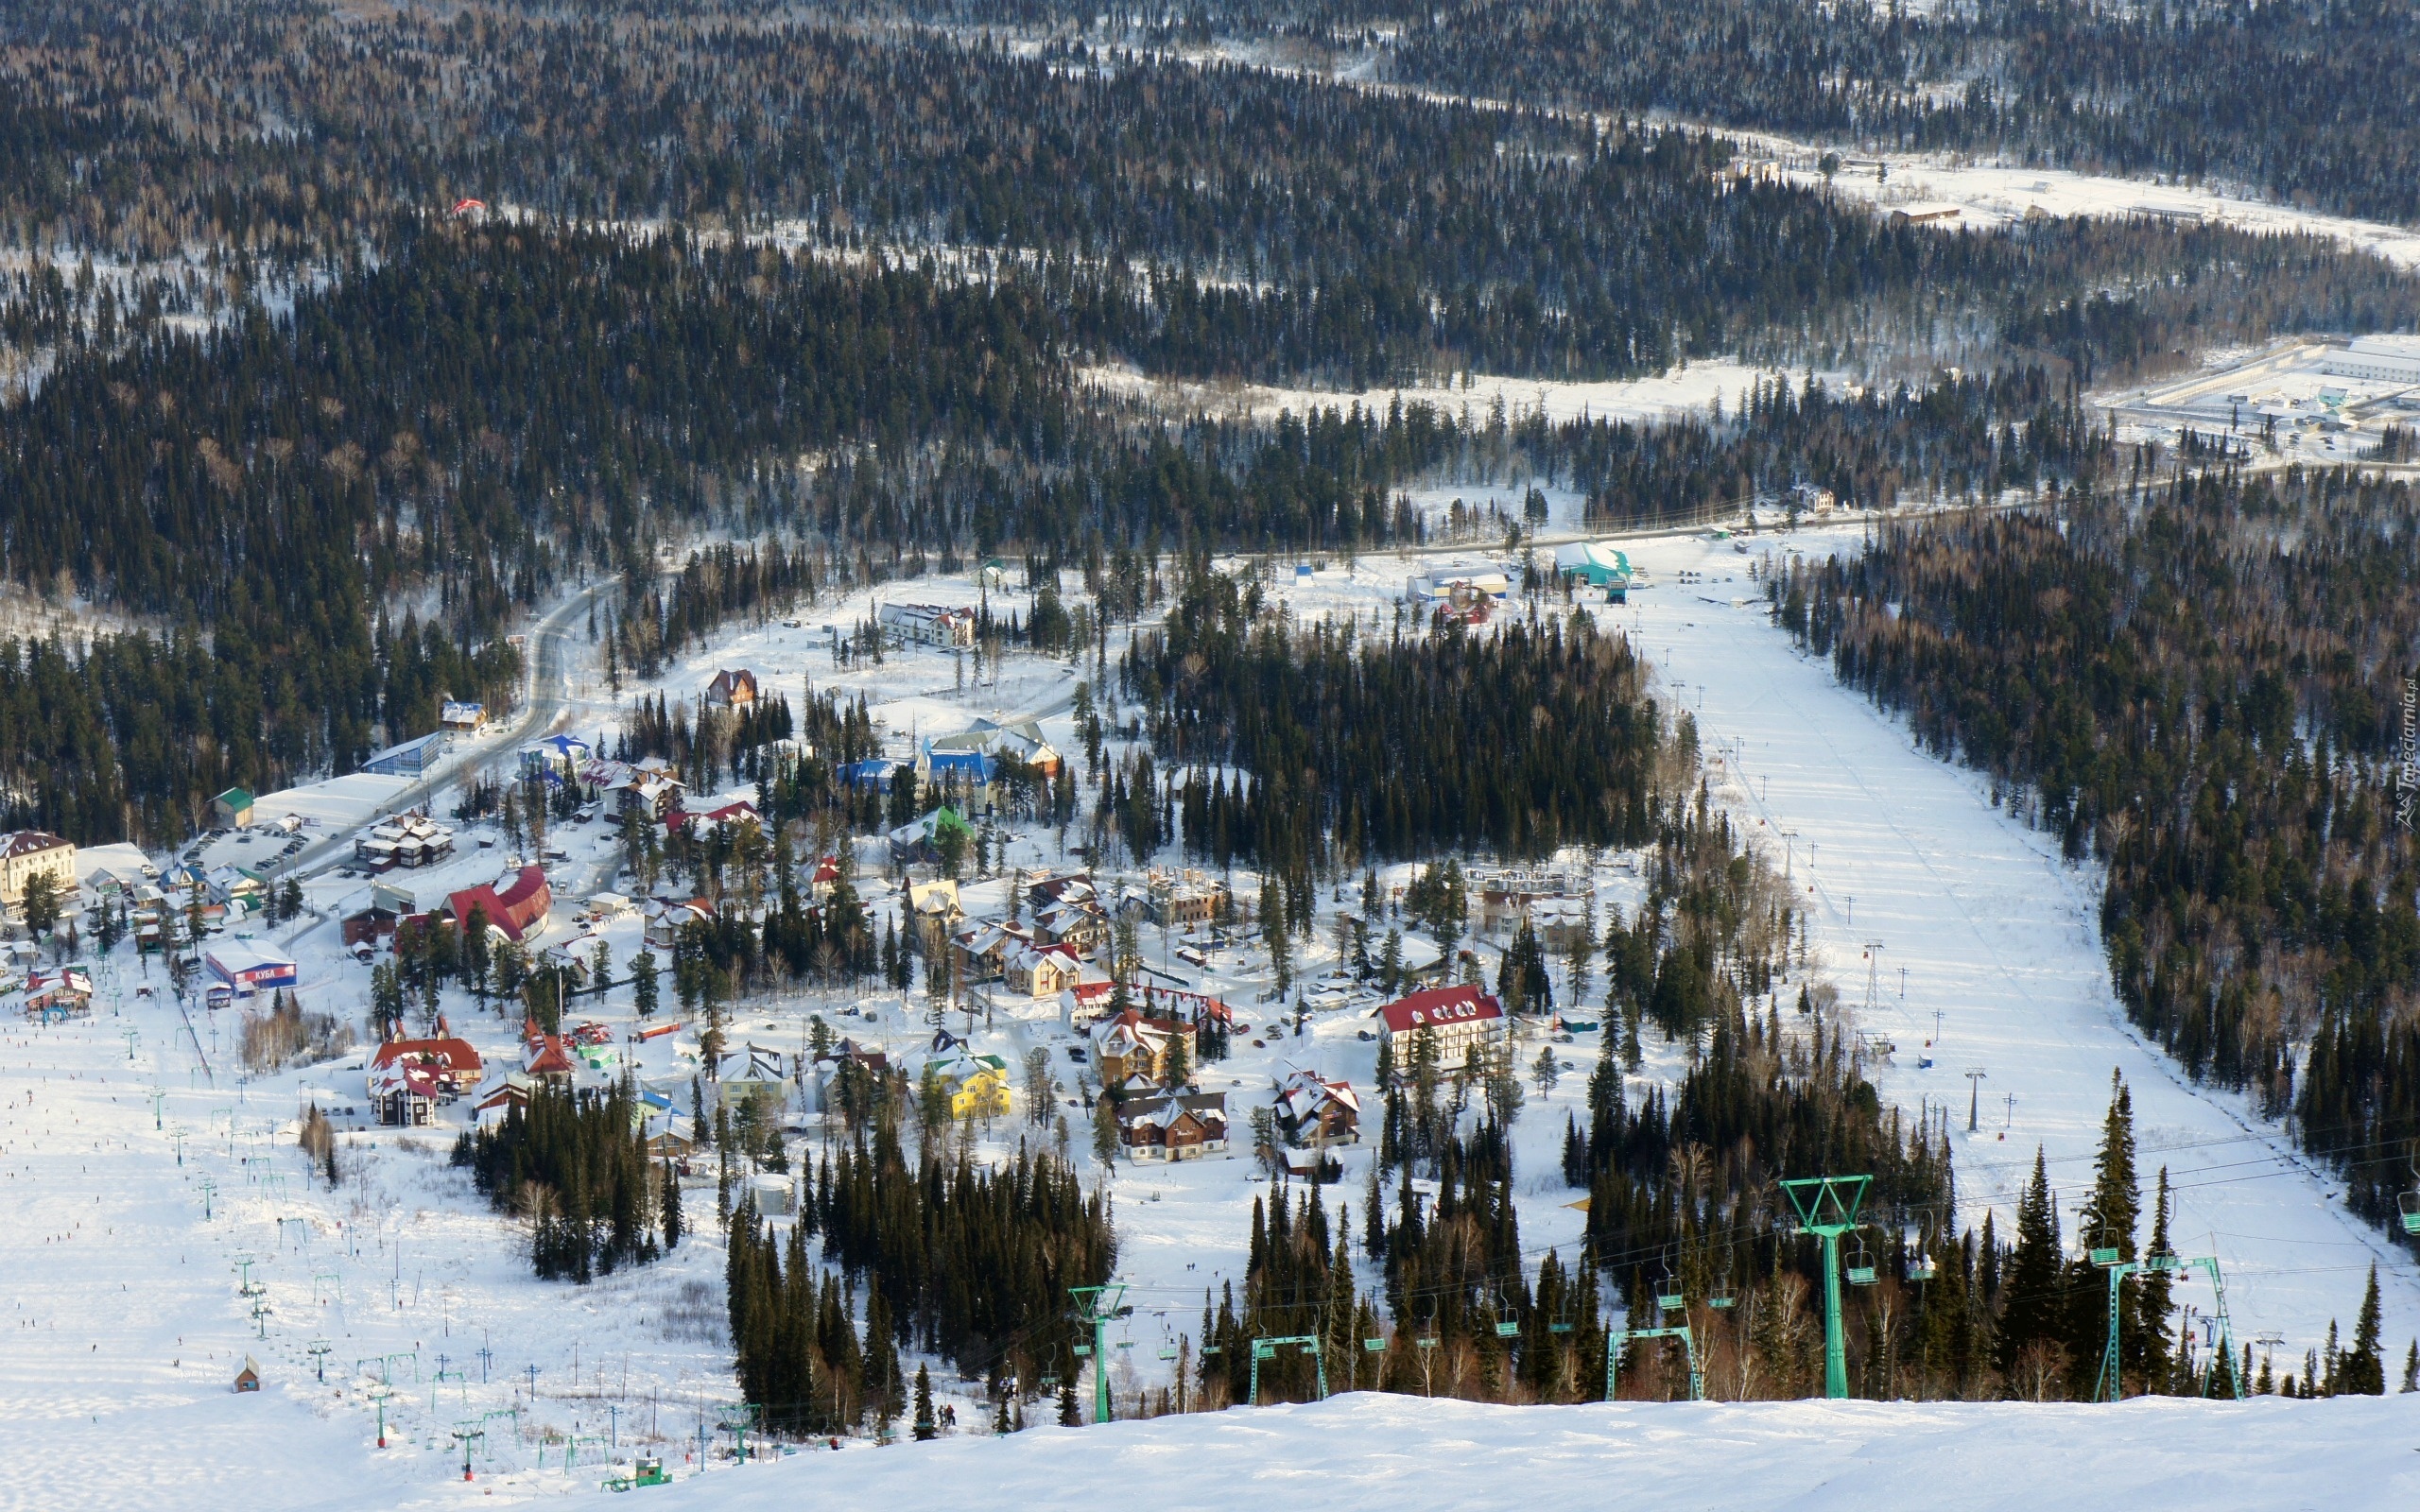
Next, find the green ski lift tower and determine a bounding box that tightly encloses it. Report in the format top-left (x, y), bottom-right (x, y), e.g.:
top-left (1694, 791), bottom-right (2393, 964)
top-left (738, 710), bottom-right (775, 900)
top-left (2090, 1248), bottom-right (2243, 1402)
top-left (1068, 1282), bottom-right (1132, 1425)
top-left (1779, 1174), bottom-right (1871, 1400)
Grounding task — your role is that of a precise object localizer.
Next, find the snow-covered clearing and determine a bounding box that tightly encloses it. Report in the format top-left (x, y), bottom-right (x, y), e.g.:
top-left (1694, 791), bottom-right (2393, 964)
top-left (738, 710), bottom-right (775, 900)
top-left (1083, 358), bottom-right (1789, 430)
top-left (1730, 135), bottom-right (2420, 272)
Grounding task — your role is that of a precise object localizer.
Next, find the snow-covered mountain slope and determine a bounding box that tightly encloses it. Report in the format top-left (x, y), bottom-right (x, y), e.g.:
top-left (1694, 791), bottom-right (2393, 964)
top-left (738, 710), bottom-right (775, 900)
top-left (1622, 529), bottom-right (2420, 1346)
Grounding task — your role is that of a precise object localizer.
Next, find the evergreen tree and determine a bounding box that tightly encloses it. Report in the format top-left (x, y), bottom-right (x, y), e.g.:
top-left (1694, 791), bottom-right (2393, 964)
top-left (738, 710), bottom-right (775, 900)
top-left (631, 949), bottom-right (660, 1018)
top-left (1996, 1147), bottom-right (2065, 1386)
top-left (1261, 872), bottom-right (1292, 995)
top-left (661, 1160), bottom-right (683, 1251)
top-left (912, 1362), bottom-right (939, 1440)
top-left (1092, 1094), bottom-right (1122, 1168)
top-left (2342, 1264), bottom-right (2386, 1395)
top-left (1058, 1378), bottom-right (1081, 1426)
top-left (2135, 1166), bottom-right (2176, 1389)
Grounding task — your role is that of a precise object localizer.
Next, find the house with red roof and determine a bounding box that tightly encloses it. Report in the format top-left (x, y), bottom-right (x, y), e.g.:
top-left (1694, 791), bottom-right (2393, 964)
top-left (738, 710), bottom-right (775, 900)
top-left (1272, 1066), bottom-right (1361, 1146)
top-left (522, 1023), bottom-right (576, 1086)
top-left (705, 668), bottom-right (759, 708)
top-left (447, 865), bottom-right (552, 943)
top-left (369, 1036), bottom-right (484, 1095)
top-left (1374, 984), bottom-right (1504, 1077)
top-left (666, 798), bottom-right (762, 836)
top-left (369, 1061), bottom-right (442, 1126)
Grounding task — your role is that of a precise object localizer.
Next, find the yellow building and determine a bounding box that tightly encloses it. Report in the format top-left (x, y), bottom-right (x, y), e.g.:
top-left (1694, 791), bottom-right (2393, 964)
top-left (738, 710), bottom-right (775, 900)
top-left (929, 1051), bottom-right (1012, 1119)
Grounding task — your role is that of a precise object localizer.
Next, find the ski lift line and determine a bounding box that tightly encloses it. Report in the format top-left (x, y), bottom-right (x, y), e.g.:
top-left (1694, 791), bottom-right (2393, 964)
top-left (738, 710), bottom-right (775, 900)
top-left (1933, 1137), bottom-right (2420, 1225)
top-left (1112, 1154), bottom-right (2420, 1320)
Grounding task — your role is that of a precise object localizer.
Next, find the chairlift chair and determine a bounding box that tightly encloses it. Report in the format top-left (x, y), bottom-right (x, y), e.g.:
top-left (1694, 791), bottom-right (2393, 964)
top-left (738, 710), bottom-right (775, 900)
top-left (1651, 1253), bottom-right (1686, 1314)
top-left (1906, 1250), bottom-right (1937, 1282)
top-left (1706, 1276), bottom-right (1737, 1310)
top-left (1844, 1236), bottom-right (1877, 1287)
top-left (2400, 1189), bottom-right (2420, 1238)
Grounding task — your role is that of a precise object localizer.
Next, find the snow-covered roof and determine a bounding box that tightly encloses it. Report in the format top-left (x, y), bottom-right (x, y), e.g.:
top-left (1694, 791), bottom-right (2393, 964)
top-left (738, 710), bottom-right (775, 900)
top-left (1375, 984), bottom-right (1502, 1034)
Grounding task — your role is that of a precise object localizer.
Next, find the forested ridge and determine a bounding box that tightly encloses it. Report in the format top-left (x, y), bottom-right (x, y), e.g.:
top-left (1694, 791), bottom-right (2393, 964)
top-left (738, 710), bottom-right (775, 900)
top-left (1369, 0), bottom-right (2420, 227)
top-left (952, 0), bottom-right (2420, 231)
top-left (1775, 467), bottom-right (2420, 1236)
top-left (5, 3), bottom-right (2416, 386)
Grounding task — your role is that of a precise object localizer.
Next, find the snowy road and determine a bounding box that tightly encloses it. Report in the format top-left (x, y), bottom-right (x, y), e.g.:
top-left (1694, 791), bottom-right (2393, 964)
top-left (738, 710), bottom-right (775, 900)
top-left (1618, 526), bottom-right (2420, 1354)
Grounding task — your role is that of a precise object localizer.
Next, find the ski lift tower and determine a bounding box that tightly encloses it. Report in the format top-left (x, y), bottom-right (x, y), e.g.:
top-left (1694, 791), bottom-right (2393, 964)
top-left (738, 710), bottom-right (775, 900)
top-left (1068, 1282), bottom-right (1132, 1425)
top-left (2090, 1249), bottom-right (2243, 1401)
top-left (1861, 942), bottom-right (1885, 1018)
top-left (1779, 1175), bottom-right (1871, 1400)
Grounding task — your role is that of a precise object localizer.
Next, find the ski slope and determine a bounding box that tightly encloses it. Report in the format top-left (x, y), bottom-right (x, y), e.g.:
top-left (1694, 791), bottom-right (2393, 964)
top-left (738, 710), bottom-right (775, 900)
top-left (638, 1391), bottom-right (2420, 1511)
top-left (1626, 528), bottom-right (2420, 1349)
top-left (1254, 525), bottom-right (2420, 1352)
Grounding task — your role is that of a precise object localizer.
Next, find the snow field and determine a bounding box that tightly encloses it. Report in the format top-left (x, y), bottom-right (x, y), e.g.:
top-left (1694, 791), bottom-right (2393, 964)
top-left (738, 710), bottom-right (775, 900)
top-left (626, 1390), bottom-right (2420, 1512)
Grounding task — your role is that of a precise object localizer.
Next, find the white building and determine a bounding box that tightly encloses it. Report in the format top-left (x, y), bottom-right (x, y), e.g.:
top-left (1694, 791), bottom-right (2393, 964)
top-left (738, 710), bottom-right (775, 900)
top-left (2319, 335), bottom-right (2420, 385)
top-left (878, 602), bottom-right (977, 648)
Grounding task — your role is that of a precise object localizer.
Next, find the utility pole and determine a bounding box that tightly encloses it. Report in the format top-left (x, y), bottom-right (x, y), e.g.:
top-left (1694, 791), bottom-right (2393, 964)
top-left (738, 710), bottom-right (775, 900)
top-left (1068, 1282), bottom-right (1131, 1425)
top-left (1964, 1069), bottom-right (1987, 1132)
top-left (1779, 1176), bottom-right (1871, 1400)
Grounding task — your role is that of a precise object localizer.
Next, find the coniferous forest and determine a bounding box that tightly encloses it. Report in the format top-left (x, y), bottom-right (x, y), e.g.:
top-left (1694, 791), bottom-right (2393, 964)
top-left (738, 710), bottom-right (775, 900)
top-left (453, 1082), bottom-right (666, 1282)
top-left (940, 0), bottom-right (2420, 228)
top-left (6, 2), bottom-right (2420, 845)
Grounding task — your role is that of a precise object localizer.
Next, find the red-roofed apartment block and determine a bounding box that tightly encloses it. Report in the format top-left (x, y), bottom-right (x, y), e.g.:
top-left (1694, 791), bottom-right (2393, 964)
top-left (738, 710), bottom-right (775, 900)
top-left (1374, 984), bottom-right (1504, 1077)
top-left (448, 865), bottom-right (552, 943)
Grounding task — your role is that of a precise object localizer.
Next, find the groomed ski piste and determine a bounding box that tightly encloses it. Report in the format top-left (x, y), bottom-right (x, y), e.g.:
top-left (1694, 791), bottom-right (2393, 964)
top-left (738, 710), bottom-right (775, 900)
top-left (5, 513), bottom-right (2417, 1509)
